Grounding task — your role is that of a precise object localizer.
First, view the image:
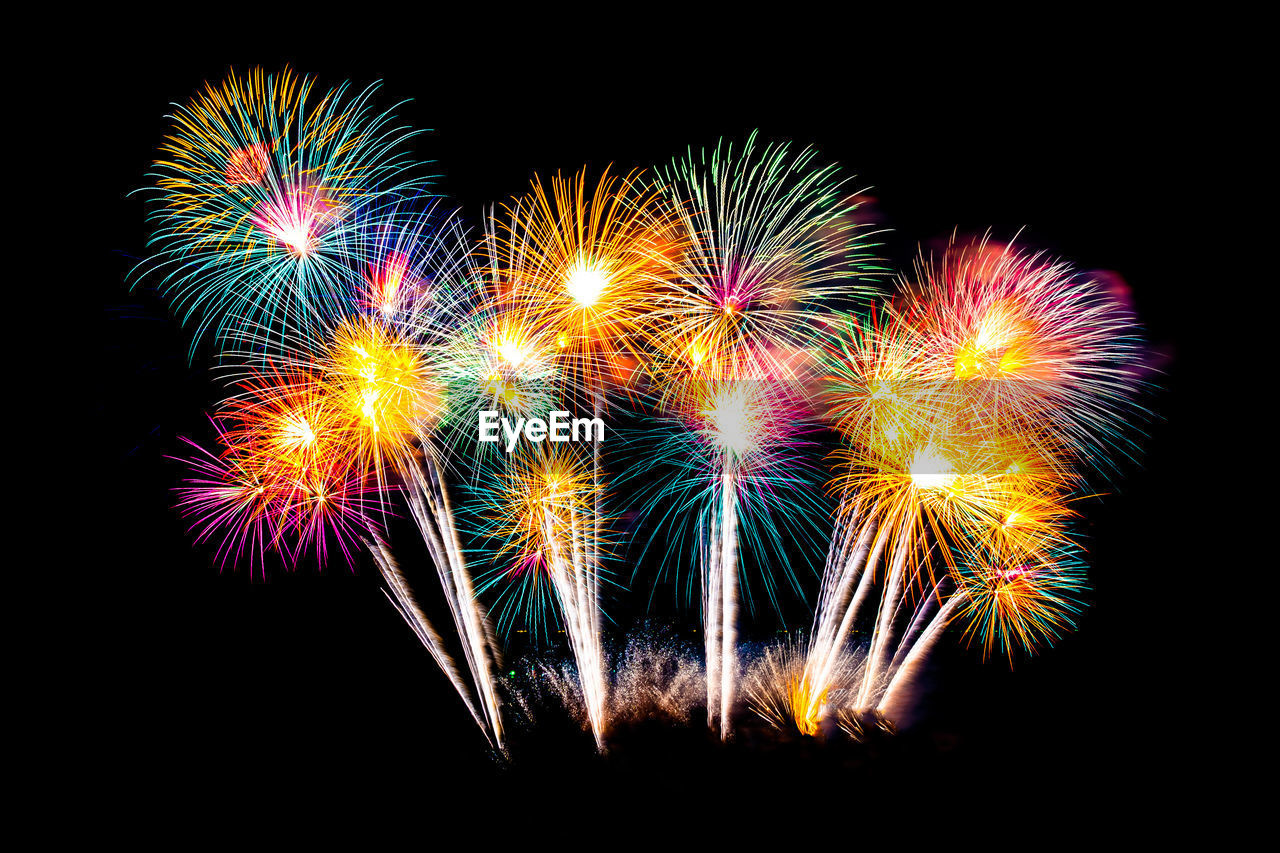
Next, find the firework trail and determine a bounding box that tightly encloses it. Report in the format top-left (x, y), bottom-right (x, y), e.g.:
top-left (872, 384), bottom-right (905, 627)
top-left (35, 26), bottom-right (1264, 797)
top-left (396, 455), bottom-right (505, 746)
top-left (265, 203), bottom-right (508, 747)
top-left (370, 538), bottom-right (494, 743)
top-left (476, 445), bottom-right (611, 747)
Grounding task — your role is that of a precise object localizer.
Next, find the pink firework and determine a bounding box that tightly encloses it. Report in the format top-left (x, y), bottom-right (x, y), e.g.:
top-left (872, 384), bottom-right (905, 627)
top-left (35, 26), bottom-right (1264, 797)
top-left (250, 185), bottom-right (336, 257)
top-left (364, 251), bottom-right (411, 315)
top-left (172, 432), bottom-right (285, 574)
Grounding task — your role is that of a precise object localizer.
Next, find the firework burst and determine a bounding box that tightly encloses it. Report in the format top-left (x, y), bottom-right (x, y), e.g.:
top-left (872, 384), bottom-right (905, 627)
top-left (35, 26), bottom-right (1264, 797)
top-left (141, 67), bottom-right (427, 356)
top-left (646, 130), bottom-right (882, 393)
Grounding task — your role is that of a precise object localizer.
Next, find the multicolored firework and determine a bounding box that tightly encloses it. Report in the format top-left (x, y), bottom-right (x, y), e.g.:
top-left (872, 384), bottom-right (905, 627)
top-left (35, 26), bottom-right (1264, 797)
top-left (646, 130), bottom-right (882, 389)
top-left (630, 133), bottom-right (880, 738)
top-left (139, 69), bottom-right (1150, 758)
top-left (173, 365), bottom-right (386, 572)
top-left (141, 68), bottom-right (427, 356)
top-left (777, 238), bottom-right (1142, 737)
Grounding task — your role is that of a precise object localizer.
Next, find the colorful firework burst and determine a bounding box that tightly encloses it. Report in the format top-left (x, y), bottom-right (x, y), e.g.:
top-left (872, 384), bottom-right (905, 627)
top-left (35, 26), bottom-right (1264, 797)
top-left (141, 67), bottom-right (428, 356)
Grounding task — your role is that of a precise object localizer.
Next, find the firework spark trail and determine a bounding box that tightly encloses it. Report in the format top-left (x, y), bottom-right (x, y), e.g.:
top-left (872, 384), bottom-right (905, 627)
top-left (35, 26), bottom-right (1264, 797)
top-left (883, 577), bottom-right (947, 677)
top-left (401, 457), bottom-right (504, 747)
top-left (717, 454), bottom-right (739, 737)
top-left (542, 505), bottom-right (608, 748)
top-left (855, 516), bottom-right (913, 709)
top-left (302, 304), bottom-right (507, 746)
top-left (799, 508), bottom-right (882, 726)
top-left (478, 166), bottom-right (667, 745)
top-left (876, 594), bottom-right (962, 720)
top-left (628, 375), bottom-right (831, 738)
top-left (369, 538), bottom-right (491, 743)
top-left (702, 498), bottom-right (722, 730)
top-left (745, 640), bottom-right (866, 736)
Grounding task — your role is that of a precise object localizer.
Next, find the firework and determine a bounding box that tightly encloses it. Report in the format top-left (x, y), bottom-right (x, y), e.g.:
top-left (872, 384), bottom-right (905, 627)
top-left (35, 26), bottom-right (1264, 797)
top-left (141, 67), bottom-right (427, 356)
top-left (490, 166), bottom-right (675, 388)
top-left (477, 445), bottom-right (610, 748)
top-left (632, 133), bottom-right (877, 738)
top-left (369, 539), bottom-right (498, 743)
top-left (952, 541), bottom-right (1089, 662)
top-left (172, 429), bottom-right (283, 574)
top-left (506, 627), bottom-right (706, 735)
top-left (645, 130), bottom-right (882, 393)
top-left (898, 236), bottom-right (1145, 473)
top-left (173, 359), bottom-right (388, 573)
top-left (773, 239), bottom-right (1143, 736)
top-left (140, 69), bottom-right (1153, 757)
top-left (430, 288), bottom-right (563, 464)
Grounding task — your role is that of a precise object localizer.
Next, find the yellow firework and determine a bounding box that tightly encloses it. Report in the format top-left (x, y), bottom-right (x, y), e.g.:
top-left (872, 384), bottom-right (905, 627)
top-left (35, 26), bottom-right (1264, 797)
top-left (320, 315), bottom-right (441, 478)
top-left (488, 166), bottom-right (678, 392)
top-left (486, 446), bottom-right (602, 562)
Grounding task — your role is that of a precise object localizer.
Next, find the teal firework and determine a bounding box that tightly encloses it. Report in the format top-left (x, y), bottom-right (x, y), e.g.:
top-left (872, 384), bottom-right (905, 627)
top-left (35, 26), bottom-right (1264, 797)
top-left (139, 67), bottom-right (430, 357)
top-left (621, 385), bottom-right (831, 620)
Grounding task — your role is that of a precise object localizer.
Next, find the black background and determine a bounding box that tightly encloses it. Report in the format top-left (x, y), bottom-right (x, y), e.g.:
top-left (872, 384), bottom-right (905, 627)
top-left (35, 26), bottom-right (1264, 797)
top-left (86, 26), bottom-right (1201, 829)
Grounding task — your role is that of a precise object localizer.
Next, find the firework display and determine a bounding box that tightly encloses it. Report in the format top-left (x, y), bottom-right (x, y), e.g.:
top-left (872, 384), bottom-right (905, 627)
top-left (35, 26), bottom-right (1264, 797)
top-left (135, 67), bottom-right (1148, 758)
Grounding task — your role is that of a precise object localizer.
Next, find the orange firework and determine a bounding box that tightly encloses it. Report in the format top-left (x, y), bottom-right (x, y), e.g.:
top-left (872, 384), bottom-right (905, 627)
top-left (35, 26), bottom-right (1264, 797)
top-left (488, 166), bottom-right (678, 393)
top-left (219, 364), bottom-right (355, 478)
top-left (954, 543), bottom-right (1088, 661)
